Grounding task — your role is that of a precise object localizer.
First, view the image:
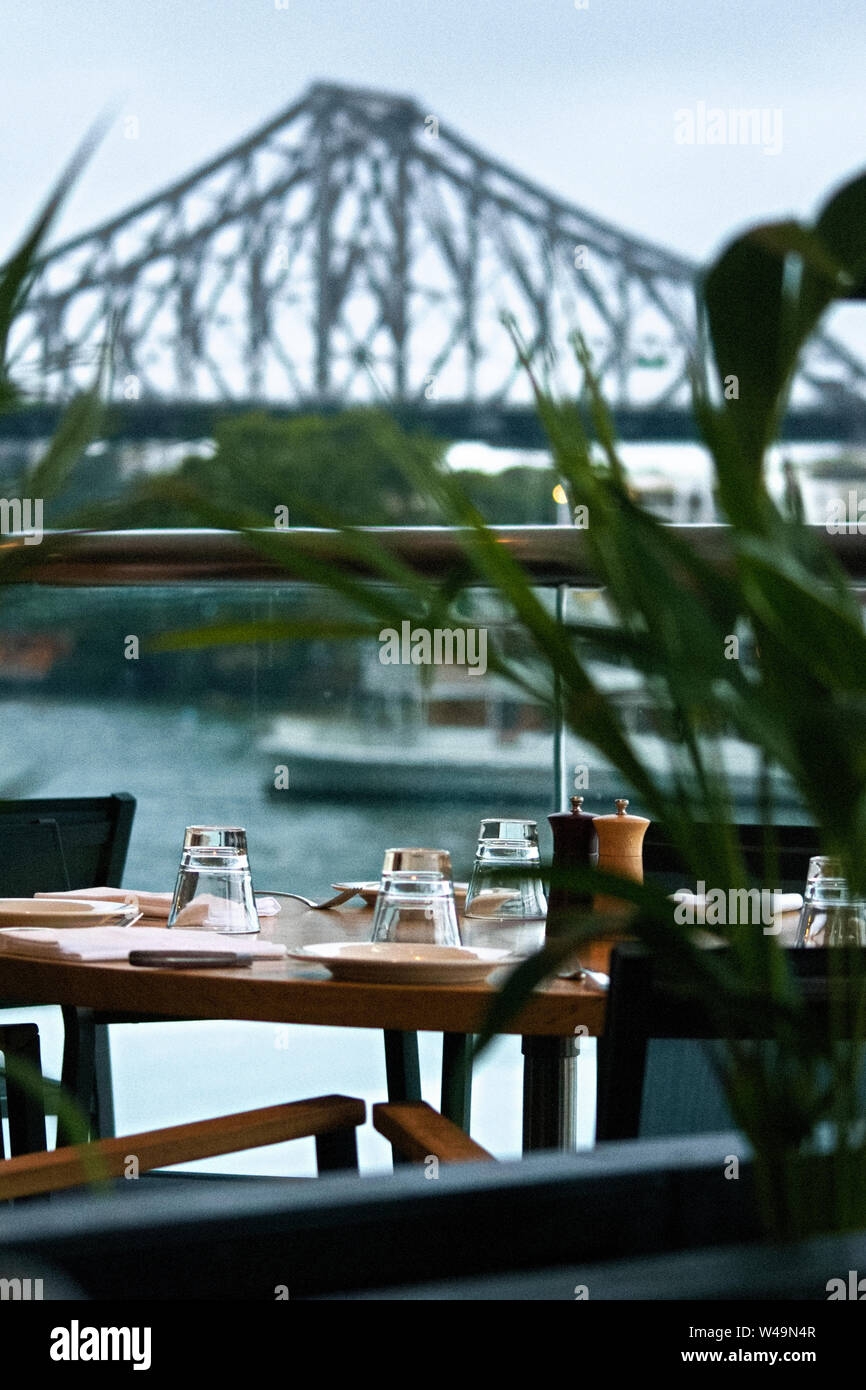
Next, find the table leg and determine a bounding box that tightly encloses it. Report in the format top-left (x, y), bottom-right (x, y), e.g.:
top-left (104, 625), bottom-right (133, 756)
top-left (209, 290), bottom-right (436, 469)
top-left (441, 1033), bottom-right (473, 1131)
top-left (383, 1030), bottom-right (422, 1167)
top-left (521, 1035), bottom-right (579, 1152)
top-left (383, 1032), bottom-right (421, 1101)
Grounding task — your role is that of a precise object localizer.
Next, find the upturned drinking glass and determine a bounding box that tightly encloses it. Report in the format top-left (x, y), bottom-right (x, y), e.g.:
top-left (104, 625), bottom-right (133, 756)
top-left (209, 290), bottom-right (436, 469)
top-left (802, 856), bottom-right (844, 905)
top-left (370, 848), bottom-right (461, 946)
top-left (167, 826), bottom-right (260, 935)
top-left (464, 818), bottom-right (548, 922)
top-left (795, 876), bottom-right (866, 948)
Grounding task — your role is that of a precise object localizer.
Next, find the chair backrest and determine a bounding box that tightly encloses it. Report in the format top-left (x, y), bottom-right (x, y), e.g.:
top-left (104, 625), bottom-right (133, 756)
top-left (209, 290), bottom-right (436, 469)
top-left (0, 1132), bottom-right (773, 1297)
top-left (0, 794), bottom-right (135, 896)
top-left (596, 942), bottom-right (861, 1141)
top-left (642, 820), bottom-right (820, 897)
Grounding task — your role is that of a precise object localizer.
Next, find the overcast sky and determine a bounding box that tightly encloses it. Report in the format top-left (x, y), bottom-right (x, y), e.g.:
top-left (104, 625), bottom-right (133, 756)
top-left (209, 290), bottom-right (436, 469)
top-left (2, 0), bottom-right (864, 270)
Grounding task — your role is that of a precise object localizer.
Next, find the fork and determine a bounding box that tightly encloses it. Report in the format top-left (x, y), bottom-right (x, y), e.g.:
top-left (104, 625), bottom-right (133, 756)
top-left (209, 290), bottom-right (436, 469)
top-left (557, 964), bottom-right (609, 989)
top-left (261, 889), bottom-right (361, 910)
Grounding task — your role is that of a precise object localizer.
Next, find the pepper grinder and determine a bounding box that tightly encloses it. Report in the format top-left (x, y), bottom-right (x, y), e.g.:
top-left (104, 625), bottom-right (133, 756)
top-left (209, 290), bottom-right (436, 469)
top-left (593, 798), bottom-right (650, 919)
top-left (546, 797), bottom-right (597, 937)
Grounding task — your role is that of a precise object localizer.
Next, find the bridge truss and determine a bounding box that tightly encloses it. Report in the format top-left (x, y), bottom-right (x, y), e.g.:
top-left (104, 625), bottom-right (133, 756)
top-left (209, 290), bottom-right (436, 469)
top-left (8, 81), bottom-right (866, 428)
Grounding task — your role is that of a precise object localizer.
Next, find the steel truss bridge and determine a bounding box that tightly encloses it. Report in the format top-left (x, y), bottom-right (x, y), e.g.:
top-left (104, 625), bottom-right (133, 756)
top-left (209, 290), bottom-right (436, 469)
top-left (6, 81), bottom-right (866, 445)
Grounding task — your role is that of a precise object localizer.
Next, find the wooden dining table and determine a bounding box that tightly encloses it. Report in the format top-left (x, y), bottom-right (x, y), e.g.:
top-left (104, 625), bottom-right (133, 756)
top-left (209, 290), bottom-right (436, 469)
top-left (0, 899), bottom-right (612, 1152)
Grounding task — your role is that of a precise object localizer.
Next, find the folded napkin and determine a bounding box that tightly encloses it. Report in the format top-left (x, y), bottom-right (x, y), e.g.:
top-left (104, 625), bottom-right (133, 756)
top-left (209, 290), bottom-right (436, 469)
top-left (0, 925), bottom-right (287, 963)
top-left (34, 887), bottom-right (281, 922)
top-left (36, 887), bottom-right (172, 919)
top-left (172, 893), bottom-right (265, 931)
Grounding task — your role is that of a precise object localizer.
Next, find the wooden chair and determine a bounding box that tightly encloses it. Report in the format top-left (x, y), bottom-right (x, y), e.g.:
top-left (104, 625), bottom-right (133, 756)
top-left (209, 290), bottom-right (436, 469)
top-left (0, 793), bottom-right (136, 1141)
top-left (0, 1016), bottom-right (366, 1194)
top-left (373, 1100), bottom-right (495, 1165)
top-left (0, 1093), bottom-right (366, 1201)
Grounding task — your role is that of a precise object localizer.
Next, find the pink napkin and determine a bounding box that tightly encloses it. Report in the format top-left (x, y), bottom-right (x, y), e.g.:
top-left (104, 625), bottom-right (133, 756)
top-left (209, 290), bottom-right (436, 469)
top-left (0, 925), bottom-right (287, 962)
top-left (34, 888), bottom-right (280, 923)
top-left (35, 887), bottom-right (172, 921)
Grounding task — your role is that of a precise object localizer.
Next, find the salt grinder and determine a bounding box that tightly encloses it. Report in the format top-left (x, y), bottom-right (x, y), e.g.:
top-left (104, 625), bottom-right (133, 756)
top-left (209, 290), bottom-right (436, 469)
top-left (546, 797), bottom-right (597, 936)
top-left (593, 798), bottom-right (650, 916)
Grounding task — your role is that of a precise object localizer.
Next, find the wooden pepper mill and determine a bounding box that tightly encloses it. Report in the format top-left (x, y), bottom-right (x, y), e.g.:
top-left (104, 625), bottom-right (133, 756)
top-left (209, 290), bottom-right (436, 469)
top-left (593, 798), bottom-right (650, 921)
top-left (546, 796), bottom-right (597, 937)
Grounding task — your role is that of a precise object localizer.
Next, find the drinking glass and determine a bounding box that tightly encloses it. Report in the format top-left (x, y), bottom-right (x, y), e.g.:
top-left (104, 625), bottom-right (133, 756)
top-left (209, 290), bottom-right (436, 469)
top-left (370, 848), bottom-right (461, 946)
top-left (463, 818), bottom-right (547, 922)
top-left (795, 857), bottom-right (844, 947)
top-left (167, 826), bottom-right (260, 934)
top-left (802, 856), bottom-right (843, 905)
top-left (796, 876), bottom-right (866, 947)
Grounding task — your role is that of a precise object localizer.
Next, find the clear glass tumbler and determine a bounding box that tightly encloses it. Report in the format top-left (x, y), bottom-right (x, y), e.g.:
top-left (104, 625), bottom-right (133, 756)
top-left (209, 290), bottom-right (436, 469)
top-left (802, 856), bottom-right (843, 905)
top-left (796, 875), bottom-right (866, 947)
top-left (370, 848), bottom-right (461, 946)
top-left (167, 826), bottom-right (260, 935)
top-left (463, 818), bottom-right (548, 922)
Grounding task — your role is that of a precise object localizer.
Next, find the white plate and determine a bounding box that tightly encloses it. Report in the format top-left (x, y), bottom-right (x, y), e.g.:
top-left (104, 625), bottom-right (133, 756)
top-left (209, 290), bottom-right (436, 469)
top-left (332, 881), bottom-right (469, 909)
top-left (287, 941), bottom-right (512, 984)
top-left (0, 898), bottom-right (140, 929)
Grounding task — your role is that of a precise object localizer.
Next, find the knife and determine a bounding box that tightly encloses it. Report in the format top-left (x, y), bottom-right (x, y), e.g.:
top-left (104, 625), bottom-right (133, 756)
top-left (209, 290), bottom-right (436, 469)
top-left (129, 950), bottom-right (255, 968)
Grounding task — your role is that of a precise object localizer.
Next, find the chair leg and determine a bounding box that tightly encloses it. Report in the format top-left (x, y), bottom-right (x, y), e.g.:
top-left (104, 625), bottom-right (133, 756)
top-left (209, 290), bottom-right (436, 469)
top-left (59, 1007), bottom-right (97, 1145)
top-left (314, 1126), bottom-right (360, 1174)
top-left (61, 1010), bottom-right (115, 1140)
top-left (92, 1022), bottom-right (116, 1140)
top-left (3, 1024), bottom-right (48, 1157)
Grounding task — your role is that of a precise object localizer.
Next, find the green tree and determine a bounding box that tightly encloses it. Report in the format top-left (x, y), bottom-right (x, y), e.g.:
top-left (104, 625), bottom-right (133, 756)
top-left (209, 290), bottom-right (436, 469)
top-left (82, 409), bottom-right (448, 528)
top-left (72, 409), bottom-right (560, 528)
top-left (456, 465), bottom-right (559, 523)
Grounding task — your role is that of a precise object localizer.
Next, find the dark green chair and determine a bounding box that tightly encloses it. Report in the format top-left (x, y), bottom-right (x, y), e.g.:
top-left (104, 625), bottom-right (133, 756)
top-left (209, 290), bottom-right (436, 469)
top-left (596, 822), bottom-right (822, 1141)
top-left (0, 793), bottom-right (136, 1141)
top-left (595, 942), bottom-right (864, 1140)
